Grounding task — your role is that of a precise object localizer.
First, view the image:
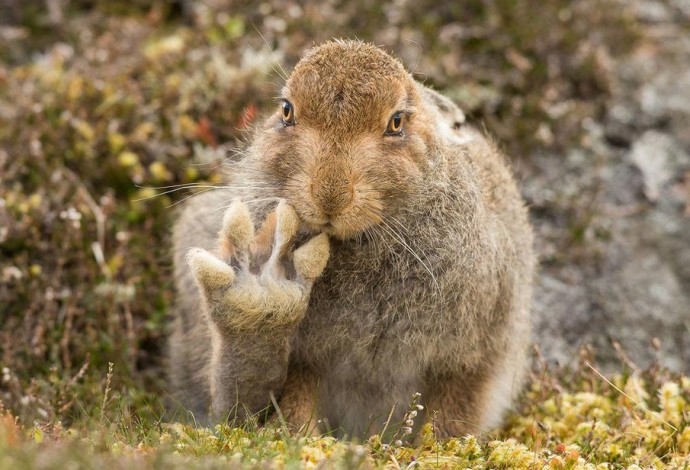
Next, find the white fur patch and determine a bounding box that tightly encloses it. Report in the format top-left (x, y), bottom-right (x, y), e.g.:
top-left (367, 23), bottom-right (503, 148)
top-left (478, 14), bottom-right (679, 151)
top-left (481, 349), bottom-right (524, 430)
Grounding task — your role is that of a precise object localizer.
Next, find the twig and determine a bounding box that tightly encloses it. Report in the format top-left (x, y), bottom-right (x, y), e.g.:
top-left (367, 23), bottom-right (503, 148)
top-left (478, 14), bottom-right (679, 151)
top-left (585, 362), bottom-right (677, 467)
top-left (100, 362), bottom-right (114, 424)
top-left (380, 404), bottom-right (396, 441)
top-left (269, 391), bottom-right (289, 437)
top-left (584, 362), bottom-right (676, 432)
top-left (611, 339), bottom-right (640, 373)
top-left (63, 167), bottom-right (110, 278)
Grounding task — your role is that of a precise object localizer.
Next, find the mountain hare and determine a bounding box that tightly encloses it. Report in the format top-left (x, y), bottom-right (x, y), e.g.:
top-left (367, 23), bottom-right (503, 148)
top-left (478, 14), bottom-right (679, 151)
top-left (169, 39), bottom-right (534, 438)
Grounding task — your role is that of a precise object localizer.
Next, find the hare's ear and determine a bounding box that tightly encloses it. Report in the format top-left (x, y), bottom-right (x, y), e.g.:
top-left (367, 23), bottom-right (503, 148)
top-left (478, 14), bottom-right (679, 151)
top-left (419, 85), bottom-right (466, 126)
top-left (419, 85), bottom-right (475, 147)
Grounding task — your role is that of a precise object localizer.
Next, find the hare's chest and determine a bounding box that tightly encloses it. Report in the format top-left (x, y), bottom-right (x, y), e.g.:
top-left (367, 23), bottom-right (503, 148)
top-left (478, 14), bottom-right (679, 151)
top-left (292, 239), bottom-right (455, 363)
top-left (295, 270), bottom-right (434, 365)
top-left (295, 289), bottom-right (427, 437)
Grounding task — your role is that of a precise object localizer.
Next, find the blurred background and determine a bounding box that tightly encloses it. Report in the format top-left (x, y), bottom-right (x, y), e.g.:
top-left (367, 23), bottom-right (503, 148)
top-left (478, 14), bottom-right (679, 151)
top-left (1, 0), bottom-right (689, 426)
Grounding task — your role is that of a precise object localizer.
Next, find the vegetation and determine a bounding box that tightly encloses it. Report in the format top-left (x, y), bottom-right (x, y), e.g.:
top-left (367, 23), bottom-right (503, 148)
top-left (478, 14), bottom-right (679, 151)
top-left (2, 0), bottom-right (687, 468)
top-left (0, 359), bottom-right (689, 468)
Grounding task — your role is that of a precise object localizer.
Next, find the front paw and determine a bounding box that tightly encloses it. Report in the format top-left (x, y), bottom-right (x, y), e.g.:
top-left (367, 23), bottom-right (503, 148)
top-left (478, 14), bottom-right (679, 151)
top-left (186, 199), bottom-right (329, 333)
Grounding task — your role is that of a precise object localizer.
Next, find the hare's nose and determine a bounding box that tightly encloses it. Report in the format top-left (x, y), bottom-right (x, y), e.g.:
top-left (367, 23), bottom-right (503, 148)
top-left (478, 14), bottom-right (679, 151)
top-left (311, 175), bottom-right (354, 217)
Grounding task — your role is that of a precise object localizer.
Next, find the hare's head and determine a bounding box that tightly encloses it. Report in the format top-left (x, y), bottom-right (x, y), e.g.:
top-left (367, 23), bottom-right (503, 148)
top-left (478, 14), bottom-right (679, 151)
top-left (251, 40), bottom-right (438, 239)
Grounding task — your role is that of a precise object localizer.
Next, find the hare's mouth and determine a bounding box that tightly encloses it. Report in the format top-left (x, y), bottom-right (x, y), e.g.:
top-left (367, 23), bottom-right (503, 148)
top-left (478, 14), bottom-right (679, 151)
top-left (306, 215), bottom-right (377, 241)
top-left (306, 219), bottom-right (341, 237)
top-left (299, 214), bottom-right (351, 239)
top-left (290, 195), bottom-right (382, 240)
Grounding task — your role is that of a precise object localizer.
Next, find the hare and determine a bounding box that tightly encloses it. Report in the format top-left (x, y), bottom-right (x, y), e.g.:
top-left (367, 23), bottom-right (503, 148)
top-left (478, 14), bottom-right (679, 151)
top-left (169, 39), bottom-right (534, 439)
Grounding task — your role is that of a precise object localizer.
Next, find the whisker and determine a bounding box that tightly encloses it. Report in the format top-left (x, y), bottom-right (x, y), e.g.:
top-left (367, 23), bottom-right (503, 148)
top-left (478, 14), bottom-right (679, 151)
top-left (207, 197), bottom-right (282, 215)
top-left (185, 160), bottom-right (231, 170)
top-left (165, 187), bottom-right (219, 208)
top-left (386, 214), bottom-right (440, 280)
top-left (135, 182), bottom-right (219, 190)
top-left (407, 39), bottom-right (423, 76)
top-left (293, 160), bottom-right (314, 180)
top-left (378, 218), bottom-right (441, 294)
top-left (253, 28), bottom-right (289, 81)
top-left (132, 185), bottom-right (226, 201)
top-left (370, 223), bottom-right (402, 264)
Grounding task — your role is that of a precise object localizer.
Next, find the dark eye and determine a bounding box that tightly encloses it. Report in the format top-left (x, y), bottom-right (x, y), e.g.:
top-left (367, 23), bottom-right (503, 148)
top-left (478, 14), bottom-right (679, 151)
top-left (385, 112), bottom-right (404, 136)
top-left (281, 100), bottom-right (295, 126)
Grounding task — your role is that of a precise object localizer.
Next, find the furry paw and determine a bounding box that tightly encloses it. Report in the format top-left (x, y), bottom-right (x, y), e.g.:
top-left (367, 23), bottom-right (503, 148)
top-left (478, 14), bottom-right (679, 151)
top-left (187, 199), bottom-right (330, 333)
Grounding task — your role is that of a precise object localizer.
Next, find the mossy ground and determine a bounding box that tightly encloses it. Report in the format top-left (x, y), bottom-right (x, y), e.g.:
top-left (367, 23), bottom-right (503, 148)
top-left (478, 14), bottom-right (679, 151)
top-left (1, 360), bottom-right (689, 468)
top-left (1, 1), bottom-right (687, 468)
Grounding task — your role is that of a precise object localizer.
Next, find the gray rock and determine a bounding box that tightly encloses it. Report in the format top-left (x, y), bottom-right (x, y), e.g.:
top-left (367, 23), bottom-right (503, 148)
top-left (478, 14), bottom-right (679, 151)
top-left (529, 0), bottom-right (690, 371)
top-left (628, 130), bottom-right (679, 202)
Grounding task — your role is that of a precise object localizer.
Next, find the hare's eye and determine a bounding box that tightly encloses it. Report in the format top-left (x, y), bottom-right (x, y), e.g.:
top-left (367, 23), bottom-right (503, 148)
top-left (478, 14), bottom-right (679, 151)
top-left (385, 112), bottom-right (404, 136)
top-left (281, 100), bottom-right (295, 126)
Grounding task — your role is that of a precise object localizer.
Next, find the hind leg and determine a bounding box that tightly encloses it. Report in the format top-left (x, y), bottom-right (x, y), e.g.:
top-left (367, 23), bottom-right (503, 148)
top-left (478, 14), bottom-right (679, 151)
top-left (425, 358), bottom-right (522, 438)
top-left (271, 364), bottom-right (321, 436)
top-left (424, 371), bottom-right (491, 438)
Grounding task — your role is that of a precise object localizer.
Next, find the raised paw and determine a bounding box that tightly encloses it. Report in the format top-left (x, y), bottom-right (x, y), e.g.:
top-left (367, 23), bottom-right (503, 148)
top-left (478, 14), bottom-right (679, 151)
top-left (186, 199), bottom-right (330, 333)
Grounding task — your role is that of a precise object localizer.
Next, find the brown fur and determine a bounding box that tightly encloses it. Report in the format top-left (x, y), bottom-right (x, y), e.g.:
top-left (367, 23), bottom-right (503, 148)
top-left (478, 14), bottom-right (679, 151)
top-left (168, 39), bottom-right (534, 438)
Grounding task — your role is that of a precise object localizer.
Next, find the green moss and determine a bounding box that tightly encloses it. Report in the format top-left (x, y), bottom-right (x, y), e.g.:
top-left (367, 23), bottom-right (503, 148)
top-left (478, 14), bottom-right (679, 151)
top-left (0, 367), bottom-right (688, 467)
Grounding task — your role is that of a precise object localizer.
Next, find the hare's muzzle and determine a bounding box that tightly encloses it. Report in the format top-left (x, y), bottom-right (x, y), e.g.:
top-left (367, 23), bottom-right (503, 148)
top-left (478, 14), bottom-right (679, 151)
top-left (310, 167), bottom-right (354, 218)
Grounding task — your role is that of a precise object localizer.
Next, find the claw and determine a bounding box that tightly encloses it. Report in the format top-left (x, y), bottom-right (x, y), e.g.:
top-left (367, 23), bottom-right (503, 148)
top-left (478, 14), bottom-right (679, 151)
top-left (219, 199), bottom-right (254, 266)
top-left (250, 211), bottom-right (277, 262)
top-left (261, 201), bottom-right (300, 281)
top-left (293, 233), bottom-right (330, 281)
top-left (187, 248), bottom-right (236, 291)
top-left (274, 200), bottom-right (299, 253)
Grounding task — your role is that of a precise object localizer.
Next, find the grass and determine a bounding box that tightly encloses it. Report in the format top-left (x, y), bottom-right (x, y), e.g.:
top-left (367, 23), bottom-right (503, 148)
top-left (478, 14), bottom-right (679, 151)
top-left (0, 358), bottom-right (689, 468)
top-left (2, 0), bottom-right (686, 468)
